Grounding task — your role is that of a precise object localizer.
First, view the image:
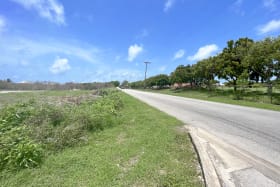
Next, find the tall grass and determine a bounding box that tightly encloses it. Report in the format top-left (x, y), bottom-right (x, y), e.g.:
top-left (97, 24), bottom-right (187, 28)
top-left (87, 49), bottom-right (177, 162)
top-left (0, 89), bottom-right (123, 171)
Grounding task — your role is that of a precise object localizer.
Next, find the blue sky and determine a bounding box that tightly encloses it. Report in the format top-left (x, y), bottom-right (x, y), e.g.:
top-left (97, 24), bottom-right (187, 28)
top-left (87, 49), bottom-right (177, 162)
top-left (0, 0), bottom-right (280, 83)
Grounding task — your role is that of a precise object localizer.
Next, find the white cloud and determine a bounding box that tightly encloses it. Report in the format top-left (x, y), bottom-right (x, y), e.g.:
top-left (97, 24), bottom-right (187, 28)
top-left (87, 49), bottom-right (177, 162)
top-left (173, 49), bottom-right (185, 60)
top-left (258, 19), bottom-right (280, 34)
top-left (0, 16), bottom-right (6, 33)
top-left (127, 44), bottom-right (143, 62)
top-left (164, 0), bottom-right (175, 12)
top-left (50, 57), bottom-right (70, 74)
top-left (11, 0), bottom-right (65, 25)
top-left (187, 44), bottom-right (218, 62)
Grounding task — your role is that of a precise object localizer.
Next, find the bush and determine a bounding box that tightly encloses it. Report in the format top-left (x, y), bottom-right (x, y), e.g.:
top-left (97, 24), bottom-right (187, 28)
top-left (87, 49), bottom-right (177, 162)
top-left (0, 102), bottom-right (40, 170)
top-left (0, 101), bottom-right (34, 132)
top-left (0, 125), bottom-right (42, 170)
top-left (5, 139), bottom-right (43, 169)
top-left (52, 123), bottom-right (86, 150)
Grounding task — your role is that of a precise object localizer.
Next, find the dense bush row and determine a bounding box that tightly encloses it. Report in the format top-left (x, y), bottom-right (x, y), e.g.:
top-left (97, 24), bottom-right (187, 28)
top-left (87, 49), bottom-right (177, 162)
top-left (0, 90), bottom-right (123, 171)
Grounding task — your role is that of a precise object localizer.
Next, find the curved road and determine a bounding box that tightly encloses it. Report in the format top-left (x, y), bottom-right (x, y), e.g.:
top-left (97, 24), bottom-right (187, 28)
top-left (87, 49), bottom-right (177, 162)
top-left (123, 89), bottom-right (280, 186)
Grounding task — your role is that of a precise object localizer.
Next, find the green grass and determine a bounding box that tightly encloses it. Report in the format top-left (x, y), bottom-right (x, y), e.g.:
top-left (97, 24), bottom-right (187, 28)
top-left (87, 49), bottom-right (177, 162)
top-left (143, 88), bottom-right (280, 111)
top-left (0, 91), bottom-right (203, 186)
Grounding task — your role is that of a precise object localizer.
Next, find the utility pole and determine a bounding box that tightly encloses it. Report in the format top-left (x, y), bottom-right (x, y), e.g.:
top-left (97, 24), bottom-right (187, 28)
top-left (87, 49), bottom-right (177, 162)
top-left (144, 61), bottom-right (151, 89)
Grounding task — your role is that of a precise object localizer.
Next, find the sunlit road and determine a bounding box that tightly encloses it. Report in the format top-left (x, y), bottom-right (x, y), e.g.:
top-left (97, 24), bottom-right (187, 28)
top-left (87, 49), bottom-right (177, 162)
top-left (123, 89), bottom-right (280, 186)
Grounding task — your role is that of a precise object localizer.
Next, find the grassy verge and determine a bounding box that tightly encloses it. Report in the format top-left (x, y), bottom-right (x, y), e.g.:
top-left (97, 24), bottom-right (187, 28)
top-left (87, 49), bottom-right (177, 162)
top-left (0, 91), bottom-right (203, 186)
top-left (142, 88), bottom-right (280, 111)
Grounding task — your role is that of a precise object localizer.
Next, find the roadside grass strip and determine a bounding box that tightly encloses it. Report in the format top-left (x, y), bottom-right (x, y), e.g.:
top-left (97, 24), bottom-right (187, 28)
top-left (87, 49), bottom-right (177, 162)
top-left (0, 91), bottom-right (203, 186)
top-left (148, 89), bottom-right (280, 112)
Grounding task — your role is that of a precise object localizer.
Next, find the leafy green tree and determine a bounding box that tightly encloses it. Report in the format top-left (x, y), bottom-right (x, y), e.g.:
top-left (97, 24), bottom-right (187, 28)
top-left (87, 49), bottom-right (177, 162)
top-left (246, 37), bottom-right (279, 103)
top-left (110, 81), bottom-right (120, 87)
top-left (129, 81), bottom-right (144, 89)
top-left (216, 37), bottom-right (254, 91)
top-left (272, 36), bottom-right (280, 80)
top-left (170, 65), bottom-right (187, 85)
top-left (246, 38), bottom-right (275, 83)
top-left (170, 65), bottom-right (194, 87)
top-left (194, 57), bottom-right (217, 89)
top-left (120, 80), bottom-right (129, 88)
top-left (145, 74), bottom-right (170, 89)
top-left (154, 74), bottom-right (170, 88)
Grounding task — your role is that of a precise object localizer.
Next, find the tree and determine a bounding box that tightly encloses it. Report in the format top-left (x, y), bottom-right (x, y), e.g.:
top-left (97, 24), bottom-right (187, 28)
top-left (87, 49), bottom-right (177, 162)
top-left (246, 37), bottom-right (279, 103)
top-left (110, 81), bottom-right (120, 87)
top-left (120, 80), bottom-right (129, 88)
top-left (272, 36), bottom-right (280, 80)
top-left (170, 65), bottom-right (194, 87)
top-left (170, 65), bottom-right (187, 85)
top-left (129, 80), bottom-right (143, 89)
top-left (145, 74), bottom-right (170, 89)
top-left (246, 38), bottom-right (275, 83)
top-left (216, 37), bottom-right (254, 91)
top-left (193, 57), bottom-right (217, 89)
top-left (155, 74), bottom-right (170, 88)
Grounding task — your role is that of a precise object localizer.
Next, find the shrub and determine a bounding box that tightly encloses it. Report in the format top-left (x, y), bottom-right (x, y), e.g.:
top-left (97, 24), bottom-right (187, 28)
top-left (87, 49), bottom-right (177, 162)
top-left (5, 139), bottom-right (43, 169)
top-left (0, 125), bottom-right (42, 170)
top-left (51, 123), bottom-right (86, 150)
top-left (29, 104), bottom-right (65, 127)
top-left (0, 101), bottom-right (34, 132)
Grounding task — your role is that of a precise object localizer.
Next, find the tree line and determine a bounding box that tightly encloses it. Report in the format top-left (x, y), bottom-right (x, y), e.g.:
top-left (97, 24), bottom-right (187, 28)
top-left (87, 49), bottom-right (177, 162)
top-left (0, 79), bottom-right (120, 90)
top-left (130, 36), bottom-right (280, 92)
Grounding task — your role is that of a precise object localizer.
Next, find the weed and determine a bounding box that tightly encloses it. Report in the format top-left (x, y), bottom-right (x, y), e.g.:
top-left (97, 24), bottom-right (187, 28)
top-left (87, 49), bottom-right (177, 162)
top-left (0, 90), bottom-right (124, 171)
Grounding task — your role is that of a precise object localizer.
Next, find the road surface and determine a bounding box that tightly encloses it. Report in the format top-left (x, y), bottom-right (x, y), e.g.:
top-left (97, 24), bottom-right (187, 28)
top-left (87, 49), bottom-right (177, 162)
top-left (123, 89), bottom-right (280, 186)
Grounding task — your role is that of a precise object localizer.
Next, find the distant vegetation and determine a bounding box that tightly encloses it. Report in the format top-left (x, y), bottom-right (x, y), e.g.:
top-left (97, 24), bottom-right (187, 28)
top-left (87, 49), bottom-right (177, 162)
top-left (130, 36), bottom-right (280, 104)
top-left (0, 80), bottom-right (120, 90)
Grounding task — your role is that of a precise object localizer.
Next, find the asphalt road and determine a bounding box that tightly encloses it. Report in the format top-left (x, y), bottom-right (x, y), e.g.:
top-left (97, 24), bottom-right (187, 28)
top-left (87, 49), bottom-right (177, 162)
top-left (123, 89), bottom-right (280, 186)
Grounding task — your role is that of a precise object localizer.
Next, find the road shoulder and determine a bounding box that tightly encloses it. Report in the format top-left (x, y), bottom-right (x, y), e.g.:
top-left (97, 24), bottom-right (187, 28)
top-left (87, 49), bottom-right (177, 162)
top-left (186, 126), bottom-right (280, 187)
